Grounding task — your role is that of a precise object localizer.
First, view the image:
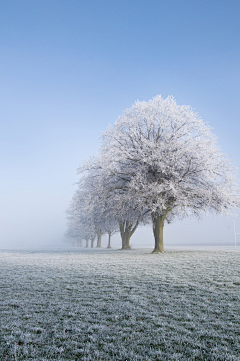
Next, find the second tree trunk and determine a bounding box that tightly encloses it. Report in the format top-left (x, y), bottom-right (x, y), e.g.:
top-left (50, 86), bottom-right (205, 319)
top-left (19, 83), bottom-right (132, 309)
top-left (119, 220), bottom-right (139, 250)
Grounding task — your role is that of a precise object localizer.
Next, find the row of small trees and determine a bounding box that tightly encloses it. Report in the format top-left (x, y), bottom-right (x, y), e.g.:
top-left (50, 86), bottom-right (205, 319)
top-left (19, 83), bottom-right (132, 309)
top-left (66, 95), bottom-right (239, 252)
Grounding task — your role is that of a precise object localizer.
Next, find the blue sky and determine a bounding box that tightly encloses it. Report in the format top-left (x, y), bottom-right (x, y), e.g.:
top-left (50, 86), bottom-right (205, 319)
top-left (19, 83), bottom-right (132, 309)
top-left (1, 0), bottom-right (240, 248)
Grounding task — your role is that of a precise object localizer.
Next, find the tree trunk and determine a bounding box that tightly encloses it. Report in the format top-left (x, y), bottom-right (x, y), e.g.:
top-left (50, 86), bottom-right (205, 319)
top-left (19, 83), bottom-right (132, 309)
top-left (85, 239), bottom-right (89, 248)
top-left (96, 230), bottom-right (103, 248)
top-left (119, 220), bottom-right (139, 250)
top-left (96, 235), bottom-right (101, 247)
top-left (152, 214), bottom-right (165, 252)
top-left (122, 233), bottom-right (131, 249)
top-left (91, 239), bottom-right (94, 248)
top-left (107, 233), bottom-right (111, 248)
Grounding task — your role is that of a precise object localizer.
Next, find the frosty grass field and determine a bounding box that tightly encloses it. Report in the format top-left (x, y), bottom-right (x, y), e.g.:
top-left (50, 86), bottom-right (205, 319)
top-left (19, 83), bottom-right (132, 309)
top-left (0, 248), bottom-right (240, 360)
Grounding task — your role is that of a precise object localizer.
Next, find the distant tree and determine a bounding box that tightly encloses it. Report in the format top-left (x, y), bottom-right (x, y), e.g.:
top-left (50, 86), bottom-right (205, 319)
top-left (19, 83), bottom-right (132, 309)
top-left (65, 221), bottom-right (83, 247)
top-left (96, 95), bottom-right (240, 252)
top-left (78, 163), bottom-right (146, 250)
top-left (103, 219), bottom-right (118, 248)
top-left (66, 189), bottom-right (97, 248)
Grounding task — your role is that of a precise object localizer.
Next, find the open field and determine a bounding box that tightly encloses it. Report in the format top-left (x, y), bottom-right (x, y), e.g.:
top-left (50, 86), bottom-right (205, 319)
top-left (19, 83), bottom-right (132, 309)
top-left (0, 248), bottom-right (240, 360)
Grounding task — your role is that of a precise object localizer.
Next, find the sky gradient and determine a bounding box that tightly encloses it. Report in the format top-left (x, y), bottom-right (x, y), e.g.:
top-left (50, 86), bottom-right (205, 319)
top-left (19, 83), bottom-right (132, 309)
top-left (1, 0), bottom-right (240, 248)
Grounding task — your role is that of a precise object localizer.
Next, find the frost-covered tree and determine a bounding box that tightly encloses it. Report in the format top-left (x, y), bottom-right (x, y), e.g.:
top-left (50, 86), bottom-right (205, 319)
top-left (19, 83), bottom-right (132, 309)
top-left (66, 189), bottom-right (97, 248)
top-left (65, 226), bottom-right (83, 247)
top-left (101, 218), bottom-right (118, 248)
top-left (78, 162), bottom-right (146, 250)
top-left (98, 95), bottom-right (240, 252)
top-left (67, 177), bottom-right (110, 249)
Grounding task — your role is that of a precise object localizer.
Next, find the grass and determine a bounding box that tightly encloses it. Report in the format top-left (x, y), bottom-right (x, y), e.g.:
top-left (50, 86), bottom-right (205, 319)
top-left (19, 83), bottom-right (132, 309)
top-left (0, 248), bottom-right (240, 360)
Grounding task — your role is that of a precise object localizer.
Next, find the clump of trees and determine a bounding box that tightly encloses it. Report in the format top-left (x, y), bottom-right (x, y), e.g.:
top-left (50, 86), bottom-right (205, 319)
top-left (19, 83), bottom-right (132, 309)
top-left (66, 95), bottom-right (239, 252)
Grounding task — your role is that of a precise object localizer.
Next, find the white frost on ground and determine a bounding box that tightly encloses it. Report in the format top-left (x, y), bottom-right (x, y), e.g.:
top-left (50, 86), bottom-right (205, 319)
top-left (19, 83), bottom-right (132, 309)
top-left (0, 248), bottom-right (240, 360)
